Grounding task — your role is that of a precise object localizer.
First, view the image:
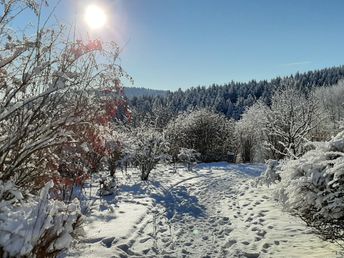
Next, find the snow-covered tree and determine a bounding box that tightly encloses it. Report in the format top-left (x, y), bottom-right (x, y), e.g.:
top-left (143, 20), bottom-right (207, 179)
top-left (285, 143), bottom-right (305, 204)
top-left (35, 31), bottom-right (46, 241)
top-left (0, 1), bottom-right (130, 192)
top-left (264, 87), bottom-right (321, 159)
top-left (314, 81), bottom-right (344, 140)
top-left (130, 128), bottom-right (170, 180)
top-left (236, 101), bottom-right (269, 162)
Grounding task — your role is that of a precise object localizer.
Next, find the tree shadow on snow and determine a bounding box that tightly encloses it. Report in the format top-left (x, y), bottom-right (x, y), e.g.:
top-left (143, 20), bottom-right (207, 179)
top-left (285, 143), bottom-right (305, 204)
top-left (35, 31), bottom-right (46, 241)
top-left (152, 185), bottom-right (206, 219)
top-left (121, 181), bottom-right (205, 219)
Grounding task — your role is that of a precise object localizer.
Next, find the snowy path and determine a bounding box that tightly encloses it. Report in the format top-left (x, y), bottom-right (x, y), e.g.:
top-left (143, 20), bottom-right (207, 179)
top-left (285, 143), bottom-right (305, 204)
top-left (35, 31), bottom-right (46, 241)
top-left (65, 163), bottom-right (339, 258)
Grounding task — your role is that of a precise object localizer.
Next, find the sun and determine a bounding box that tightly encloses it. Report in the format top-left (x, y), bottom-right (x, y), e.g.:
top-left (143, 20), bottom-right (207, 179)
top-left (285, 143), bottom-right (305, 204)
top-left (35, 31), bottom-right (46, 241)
top-left (84, 4), bottom-right (107, 30)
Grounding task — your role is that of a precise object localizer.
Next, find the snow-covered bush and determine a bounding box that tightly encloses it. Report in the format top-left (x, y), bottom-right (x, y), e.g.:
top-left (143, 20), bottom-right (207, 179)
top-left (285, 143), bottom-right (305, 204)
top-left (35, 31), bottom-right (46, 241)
top-left (102, 128), bottom-right (136, 175)
top-left (258, 160), bottom-right (281, 186)
top-left (130, 128), bottom-right (170, 180)
top-left (236, 101), bottom-right (268, 162)
top-left (0, 181), bottom-right (82, 257)
top-left (165, 109), bottom-right (236, 162)
top-left (108, 145), bottom-right (122, 177)
top-left (104, 129), bottom-right (127, 177)
top-left (177, 148), bottom-right (200, 171)
top-left (276, 131), bottom-right (344, 241)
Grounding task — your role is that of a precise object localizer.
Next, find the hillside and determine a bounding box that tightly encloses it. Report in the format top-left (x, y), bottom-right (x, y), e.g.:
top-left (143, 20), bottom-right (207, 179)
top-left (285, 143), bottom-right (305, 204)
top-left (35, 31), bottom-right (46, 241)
top-left (129, 66), bottom-right (344, 120)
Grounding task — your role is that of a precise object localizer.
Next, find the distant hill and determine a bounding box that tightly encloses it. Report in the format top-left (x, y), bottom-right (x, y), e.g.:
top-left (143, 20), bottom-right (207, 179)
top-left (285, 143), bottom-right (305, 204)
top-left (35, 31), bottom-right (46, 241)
top-left (124, 87), bottom-right (169, 99)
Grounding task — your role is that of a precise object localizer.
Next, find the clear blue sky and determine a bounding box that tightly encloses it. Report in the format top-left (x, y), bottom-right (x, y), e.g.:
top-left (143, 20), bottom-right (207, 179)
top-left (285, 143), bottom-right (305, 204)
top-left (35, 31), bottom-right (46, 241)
top-left (10, 0), bottom-right (344, 90)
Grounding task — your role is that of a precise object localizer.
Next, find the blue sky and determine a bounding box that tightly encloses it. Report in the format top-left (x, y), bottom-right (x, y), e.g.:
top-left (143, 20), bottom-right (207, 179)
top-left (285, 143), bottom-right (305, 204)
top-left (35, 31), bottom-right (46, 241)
top-left (10, 0), bottom-right (344, 90)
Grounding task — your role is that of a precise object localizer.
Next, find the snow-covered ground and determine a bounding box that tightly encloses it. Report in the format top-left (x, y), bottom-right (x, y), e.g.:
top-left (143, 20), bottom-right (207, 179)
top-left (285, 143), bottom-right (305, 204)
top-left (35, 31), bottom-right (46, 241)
top-left (63, 163), bottom-right (340, 258)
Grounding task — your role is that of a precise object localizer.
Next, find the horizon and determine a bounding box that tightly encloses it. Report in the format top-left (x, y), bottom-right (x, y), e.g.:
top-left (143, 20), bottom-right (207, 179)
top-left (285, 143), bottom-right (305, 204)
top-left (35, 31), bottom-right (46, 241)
top-left (125, 64), bottom-right (344, 91)
top-left (11, 0), bottom-right (344, 90)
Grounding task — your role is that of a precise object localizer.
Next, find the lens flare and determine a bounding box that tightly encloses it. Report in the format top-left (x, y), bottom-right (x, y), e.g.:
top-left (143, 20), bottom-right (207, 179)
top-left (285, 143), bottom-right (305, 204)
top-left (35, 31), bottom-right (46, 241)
top-left (84, 4), bottom-right (107, 29)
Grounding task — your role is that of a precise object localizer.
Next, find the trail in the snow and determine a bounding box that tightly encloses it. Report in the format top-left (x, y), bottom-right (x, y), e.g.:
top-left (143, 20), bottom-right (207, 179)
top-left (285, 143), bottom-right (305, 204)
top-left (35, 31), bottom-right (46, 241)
top-left (64, 164), bottom-right (340, 258)
top-left (110, 170), bottom-right (236, 257)
top-left (147, 170), bottom-right (269, 258)
top-left (119, 167), bottom-right (338, 258)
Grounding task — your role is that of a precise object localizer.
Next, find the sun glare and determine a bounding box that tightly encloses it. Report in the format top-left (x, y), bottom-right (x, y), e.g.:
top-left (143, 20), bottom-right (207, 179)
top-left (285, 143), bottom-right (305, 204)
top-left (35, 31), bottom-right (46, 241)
top-left (84, 4), bottom-right (107, 30)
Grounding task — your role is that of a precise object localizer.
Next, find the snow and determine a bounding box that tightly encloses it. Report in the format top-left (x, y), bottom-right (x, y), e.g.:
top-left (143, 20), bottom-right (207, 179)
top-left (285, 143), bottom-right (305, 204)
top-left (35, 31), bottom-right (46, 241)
top-left (0, 181), bottom-right (82, 257)
top-left (61, 163), bottom-right (340, 258)
top-left (228, 184), bottom-right (338, 258)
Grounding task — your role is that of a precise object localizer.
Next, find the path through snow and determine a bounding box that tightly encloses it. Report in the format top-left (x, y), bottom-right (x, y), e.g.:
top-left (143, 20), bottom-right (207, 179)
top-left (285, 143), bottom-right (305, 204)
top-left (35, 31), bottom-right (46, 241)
top-left (64, 163), bottom-right (340, 258)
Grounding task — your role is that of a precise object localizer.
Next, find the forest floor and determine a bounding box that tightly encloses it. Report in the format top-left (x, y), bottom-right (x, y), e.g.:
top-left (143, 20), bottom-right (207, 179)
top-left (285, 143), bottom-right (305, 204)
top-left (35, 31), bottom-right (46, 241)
top-left (62, 163), bottom-right (340, 258)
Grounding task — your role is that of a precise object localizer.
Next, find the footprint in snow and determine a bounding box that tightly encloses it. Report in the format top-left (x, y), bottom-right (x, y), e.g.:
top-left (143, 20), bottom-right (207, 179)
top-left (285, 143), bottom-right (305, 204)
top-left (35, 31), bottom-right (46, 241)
top-left (256, 230), bottom-right (267, 237)
top-left (224, 239), bottom-right (237, 248)
top-left (245, 217), bottom-right (253, 222)
top-left (139, 237), bottom-right (151, 243)
top-left (101, 236), bottom-right (116, 248)
top-left (262, 242), bottom-right (271, 249)
top-left (243, 252), bottom-right (260, 258)
top-left (257, 212), bottom-right (266, 218)
top-left (255, 236), bottom-right (262, 241)
top-left (251, 226), bottom-right (259, 232)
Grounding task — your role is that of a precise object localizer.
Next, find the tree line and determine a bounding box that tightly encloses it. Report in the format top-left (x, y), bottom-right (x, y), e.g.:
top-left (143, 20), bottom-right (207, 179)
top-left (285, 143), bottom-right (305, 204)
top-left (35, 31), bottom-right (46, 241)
top-left (128, 66), bottom-right (344, 126)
